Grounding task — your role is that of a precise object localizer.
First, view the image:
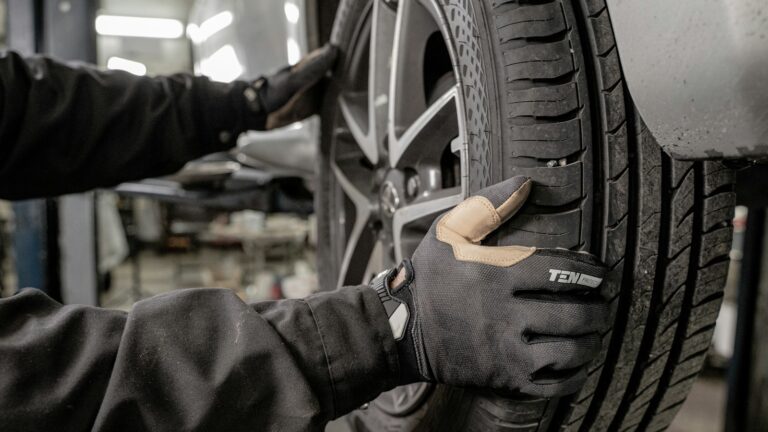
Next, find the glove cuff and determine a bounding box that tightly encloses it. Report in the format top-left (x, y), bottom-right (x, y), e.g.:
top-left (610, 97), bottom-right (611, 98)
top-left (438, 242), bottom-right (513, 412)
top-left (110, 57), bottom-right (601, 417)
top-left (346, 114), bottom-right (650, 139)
top-left (370, 261), bottom-right (428, 384)
top-left (242, 78), bottom-right (268, 130)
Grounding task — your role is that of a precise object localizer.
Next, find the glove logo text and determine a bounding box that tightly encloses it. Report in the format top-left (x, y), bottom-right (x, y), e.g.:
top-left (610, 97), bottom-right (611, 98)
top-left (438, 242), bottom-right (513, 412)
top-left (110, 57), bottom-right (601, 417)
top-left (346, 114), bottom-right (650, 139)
top-left (548, 269), bottom-right (602, 288)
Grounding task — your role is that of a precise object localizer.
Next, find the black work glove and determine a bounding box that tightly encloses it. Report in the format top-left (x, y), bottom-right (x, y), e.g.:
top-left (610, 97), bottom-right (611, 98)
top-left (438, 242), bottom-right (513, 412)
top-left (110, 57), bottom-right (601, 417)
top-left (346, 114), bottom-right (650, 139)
top-left (245, 44), bottom-right (338, 130)
top-left (371, 176), bottom-right (610, 397)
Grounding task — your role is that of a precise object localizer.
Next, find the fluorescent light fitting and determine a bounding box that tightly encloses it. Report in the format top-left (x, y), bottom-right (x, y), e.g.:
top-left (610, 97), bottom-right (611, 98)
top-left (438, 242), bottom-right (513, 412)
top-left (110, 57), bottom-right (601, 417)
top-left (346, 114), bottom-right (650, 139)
top-left (197, 11), bottom-right (233, 42)
top-left (200, 45), bottom-right (243, 83)
top-left (96, 15), bottom-right (184, 39)
top-left (107, 57), bottom-right (147, 76)
top-left (284, 3), bottom-right (300, 24)
top-left (286, 38), bottom-right (301, 66)
top-left (187, 23), bottom-right (201, 43)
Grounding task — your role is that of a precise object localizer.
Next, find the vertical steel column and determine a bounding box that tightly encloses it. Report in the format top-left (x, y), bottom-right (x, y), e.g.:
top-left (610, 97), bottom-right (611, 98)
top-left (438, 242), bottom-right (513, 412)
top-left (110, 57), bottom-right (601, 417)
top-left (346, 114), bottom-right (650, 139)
top-left (6, 0), bottom-right (62, 299)
top-left (725, 208), bottom-right (766, 432)
top-left (41, 0), bottom-right (96, 61)
top-left (6, 0), bottom-right (42, 54)
top-left (10, 201), bottom-right (47, 290)
top-left (41, 0), bottom-right (100, 305)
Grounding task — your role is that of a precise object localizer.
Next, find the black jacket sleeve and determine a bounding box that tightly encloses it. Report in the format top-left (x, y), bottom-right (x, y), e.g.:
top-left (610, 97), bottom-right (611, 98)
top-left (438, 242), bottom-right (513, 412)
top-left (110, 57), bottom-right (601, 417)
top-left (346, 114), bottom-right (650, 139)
top-left (0, 50), bottom-right (263, 200)
top-left (0, 287), bottom-right (399, 431)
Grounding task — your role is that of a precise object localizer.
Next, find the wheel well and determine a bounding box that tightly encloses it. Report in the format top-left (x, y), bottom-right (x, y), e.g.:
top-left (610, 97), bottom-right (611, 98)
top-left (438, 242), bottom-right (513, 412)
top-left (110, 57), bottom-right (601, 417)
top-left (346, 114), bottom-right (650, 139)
top-left (308, 0), bottom-right (341, 47)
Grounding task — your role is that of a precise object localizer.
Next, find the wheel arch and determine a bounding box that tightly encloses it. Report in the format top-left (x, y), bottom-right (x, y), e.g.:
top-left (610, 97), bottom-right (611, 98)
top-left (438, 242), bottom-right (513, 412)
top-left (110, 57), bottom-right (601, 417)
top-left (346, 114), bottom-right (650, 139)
top-left (607, 0), bottom-right (768, 160)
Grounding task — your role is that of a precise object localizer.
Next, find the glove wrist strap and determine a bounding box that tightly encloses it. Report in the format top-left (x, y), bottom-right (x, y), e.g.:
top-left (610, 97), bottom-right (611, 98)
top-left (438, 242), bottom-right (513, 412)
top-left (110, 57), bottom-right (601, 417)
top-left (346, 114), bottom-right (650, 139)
top-left (370, 261), bottom-right (427, 384)
top-left (370, 268), bottom-right (408, 340)
top-left (240, 78), bottom-right (269, 131)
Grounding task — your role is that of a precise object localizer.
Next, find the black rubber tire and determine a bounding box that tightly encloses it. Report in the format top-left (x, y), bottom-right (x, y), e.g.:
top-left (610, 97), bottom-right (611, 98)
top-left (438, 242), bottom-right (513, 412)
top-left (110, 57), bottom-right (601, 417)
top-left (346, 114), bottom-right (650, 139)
top-left (316, 0), bottom-right (736, 430)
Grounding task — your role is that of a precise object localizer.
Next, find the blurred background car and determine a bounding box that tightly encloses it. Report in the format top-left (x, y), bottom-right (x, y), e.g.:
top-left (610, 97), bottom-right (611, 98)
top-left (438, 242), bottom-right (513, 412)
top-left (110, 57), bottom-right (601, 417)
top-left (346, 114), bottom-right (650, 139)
top-left (116, 0), bottom-right (319, 214)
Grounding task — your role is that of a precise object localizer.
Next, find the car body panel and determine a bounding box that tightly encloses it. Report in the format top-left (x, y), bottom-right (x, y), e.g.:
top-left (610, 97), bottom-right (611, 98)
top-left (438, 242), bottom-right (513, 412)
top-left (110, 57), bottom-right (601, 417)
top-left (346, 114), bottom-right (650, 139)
top-left (608, 0), bottom-right (768, 159)
top-left (189, 0), bottom-right (318, 176)
top-left (118, 0), bottom-right (317, 210)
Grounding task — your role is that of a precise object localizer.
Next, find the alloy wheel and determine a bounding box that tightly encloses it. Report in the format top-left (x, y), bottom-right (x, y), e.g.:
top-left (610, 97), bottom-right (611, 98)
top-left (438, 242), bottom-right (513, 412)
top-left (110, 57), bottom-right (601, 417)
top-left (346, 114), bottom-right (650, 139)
top-left (328, 0), bottom-right (468, 416)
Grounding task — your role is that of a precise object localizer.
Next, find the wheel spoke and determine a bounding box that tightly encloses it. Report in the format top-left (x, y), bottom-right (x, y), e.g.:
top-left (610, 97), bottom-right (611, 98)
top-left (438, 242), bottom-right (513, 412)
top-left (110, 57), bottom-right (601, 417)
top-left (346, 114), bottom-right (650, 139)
top-left (361, 240), bottom-right (389, 285)
top-left (388, 0), bottom-right (442, 142)
top-left (332, 162), bottom-right (375, 287)
top-left (389, 86), bottom-right (459, 168)
top-left (368, 0), bottom-right (397, 162)
top-left (339, 93), bottom-right (378, 164)
top-left (392, 188), bottom-right (462, 262)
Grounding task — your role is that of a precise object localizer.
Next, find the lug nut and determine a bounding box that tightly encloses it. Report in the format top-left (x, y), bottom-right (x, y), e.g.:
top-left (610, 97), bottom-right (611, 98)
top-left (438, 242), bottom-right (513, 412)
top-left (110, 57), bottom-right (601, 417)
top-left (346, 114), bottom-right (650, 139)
top-left (406, 175), bottom-right (420, 199)
top-left (382, 0), bottom-right (398, 10)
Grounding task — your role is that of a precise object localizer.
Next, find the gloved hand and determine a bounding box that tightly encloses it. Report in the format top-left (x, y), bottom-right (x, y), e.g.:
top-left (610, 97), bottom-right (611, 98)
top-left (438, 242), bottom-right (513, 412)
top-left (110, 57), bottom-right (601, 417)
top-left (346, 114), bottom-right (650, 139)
top-left (246, 44), bottom-right (338, 130)
top-left (371, 176), bottom-right (610, 397)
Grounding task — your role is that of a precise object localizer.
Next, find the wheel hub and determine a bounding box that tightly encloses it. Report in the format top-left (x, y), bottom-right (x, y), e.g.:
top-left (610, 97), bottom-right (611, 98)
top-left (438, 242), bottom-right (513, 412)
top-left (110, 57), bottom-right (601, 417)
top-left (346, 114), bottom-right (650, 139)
top-left (379, 171), bottom-right (405, 218)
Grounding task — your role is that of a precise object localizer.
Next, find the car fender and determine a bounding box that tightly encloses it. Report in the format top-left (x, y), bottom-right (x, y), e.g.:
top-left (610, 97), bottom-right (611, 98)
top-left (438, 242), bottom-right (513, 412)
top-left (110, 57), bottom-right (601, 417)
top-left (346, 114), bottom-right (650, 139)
top-left (607, 0), bottom-right (768, 159)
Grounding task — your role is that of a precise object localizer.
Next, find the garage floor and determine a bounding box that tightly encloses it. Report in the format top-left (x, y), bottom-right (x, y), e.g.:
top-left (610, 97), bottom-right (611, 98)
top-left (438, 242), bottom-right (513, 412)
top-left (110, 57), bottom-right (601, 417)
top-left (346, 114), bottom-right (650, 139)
top-left (104, 249), bottom-right (728, 432)
top-left (670, 375), bottom-right (726, 432)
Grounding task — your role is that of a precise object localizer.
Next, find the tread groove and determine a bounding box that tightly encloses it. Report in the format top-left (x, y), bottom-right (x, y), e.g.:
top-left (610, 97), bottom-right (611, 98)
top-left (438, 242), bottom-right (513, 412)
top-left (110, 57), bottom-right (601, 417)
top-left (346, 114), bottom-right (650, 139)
top-left (637, 165), bottom-right (704, 430)
top-left (608, 154), bottom-right (672, 430)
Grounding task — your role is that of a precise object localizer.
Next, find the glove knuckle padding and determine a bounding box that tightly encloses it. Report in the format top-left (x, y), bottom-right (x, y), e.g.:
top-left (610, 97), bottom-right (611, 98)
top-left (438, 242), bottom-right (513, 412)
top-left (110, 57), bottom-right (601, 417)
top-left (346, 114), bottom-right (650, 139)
top-left (527, 334), bottom-right (601, 371)
top-left (405, 176), bottom-right (610, 395)
top-left (521, 301), bottom-right (607, 336)
top-left (528, 368), bottom-right (589, 398)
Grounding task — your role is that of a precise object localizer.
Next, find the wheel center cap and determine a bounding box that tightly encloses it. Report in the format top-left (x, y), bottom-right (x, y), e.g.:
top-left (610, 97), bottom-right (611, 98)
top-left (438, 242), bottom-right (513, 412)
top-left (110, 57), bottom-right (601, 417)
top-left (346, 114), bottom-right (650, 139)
top-left (380, 181), bottom-right (401, 217)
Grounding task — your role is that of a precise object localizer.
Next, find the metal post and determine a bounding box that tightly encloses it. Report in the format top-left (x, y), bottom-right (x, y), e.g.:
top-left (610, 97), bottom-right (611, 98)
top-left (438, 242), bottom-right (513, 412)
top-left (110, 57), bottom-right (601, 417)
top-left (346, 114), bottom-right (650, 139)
top-left (6, 0), bottom-right (41, 55)
top-left (58, 194), bottom-right (99, 305)
top-left (41, 0), bottom-right (96, 61)
top-left (40, 0), bottom-right (100, 305)
top-left (725, 208), bottom-right (765, 432)
top-left (10, 201), bottom-right (47, 290)
top-left (6, 0), bottom-right (63, 299)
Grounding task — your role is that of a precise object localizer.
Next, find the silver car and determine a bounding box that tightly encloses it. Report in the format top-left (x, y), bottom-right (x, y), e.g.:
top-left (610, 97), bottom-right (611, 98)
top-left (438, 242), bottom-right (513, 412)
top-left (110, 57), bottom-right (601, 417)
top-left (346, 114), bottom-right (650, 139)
top-left (140, 0), bottom-right (768, 430)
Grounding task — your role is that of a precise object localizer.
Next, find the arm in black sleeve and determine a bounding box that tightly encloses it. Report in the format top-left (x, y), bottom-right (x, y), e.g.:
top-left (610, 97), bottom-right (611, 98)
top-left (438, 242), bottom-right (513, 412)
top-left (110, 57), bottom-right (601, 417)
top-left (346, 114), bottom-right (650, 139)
top-left (0, 288), bottom-right (399, 431)
top-left (0, 50), bottom-right (264, 200)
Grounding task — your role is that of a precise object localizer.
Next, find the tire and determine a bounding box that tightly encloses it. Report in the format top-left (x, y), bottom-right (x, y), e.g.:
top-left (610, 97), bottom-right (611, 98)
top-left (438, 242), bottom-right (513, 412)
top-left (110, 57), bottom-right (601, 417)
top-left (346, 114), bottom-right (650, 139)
top-left (317, 0), bottom-right (736, 430)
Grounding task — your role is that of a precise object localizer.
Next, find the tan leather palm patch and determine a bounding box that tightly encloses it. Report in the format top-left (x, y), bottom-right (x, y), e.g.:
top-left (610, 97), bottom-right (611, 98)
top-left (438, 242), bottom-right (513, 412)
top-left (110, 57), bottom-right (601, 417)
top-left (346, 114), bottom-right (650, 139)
top-left (436, 182), bottom-right (535, 267)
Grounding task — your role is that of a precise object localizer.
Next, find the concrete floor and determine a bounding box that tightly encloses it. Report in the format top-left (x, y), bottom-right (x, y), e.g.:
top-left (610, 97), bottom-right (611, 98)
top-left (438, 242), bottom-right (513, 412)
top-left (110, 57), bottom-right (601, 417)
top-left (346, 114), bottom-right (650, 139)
top-left (669, 374), bottom-right (726, 432)
top-left (105, 249), bottom-right (728, 431)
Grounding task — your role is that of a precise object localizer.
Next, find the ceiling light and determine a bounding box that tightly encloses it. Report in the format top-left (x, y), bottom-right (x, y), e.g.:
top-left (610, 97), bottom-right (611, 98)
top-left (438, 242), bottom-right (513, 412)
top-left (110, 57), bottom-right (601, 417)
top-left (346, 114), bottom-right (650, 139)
top-left (187, 23), bottom-right (201, 43)
top-left (198, 11), bottom-right (233, 42)
top-left (200, 45), bottom-right (243, 83)
top-left (95, 15), bottom-right (184, 39)
top-left (107, 57), bottom-right (147, 76)
top-left (284, 3), bottom-right (300, 24)
top-left (287, 38), bottom-right (301, 65)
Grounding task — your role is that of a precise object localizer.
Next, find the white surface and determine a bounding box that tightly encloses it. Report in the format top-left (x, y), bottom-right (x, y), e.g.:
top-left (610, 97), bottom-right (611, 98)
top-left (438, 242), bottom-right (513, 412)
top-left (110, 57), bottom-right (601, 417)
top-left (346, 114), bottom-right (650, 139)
top-left (713, 302), bottom-right (737, 360)
top-left (199, 44), bottom-right (243, 82)
top-left (96, 15), bottom-right (184, 39)
top-left (187, 10), bottom-right (232, 43)
top-left (107, 56), bottom-right (147, 76)
top-left (389, 304), bottom-right (409, 340)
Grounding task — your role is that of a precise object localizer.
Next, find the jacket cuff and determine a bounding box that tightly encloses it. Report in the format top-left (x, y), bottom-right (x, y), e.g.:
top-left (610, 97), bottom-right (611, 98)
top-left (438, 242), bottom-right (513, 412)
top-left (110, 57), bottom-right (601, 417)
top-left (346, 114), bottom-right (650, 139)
top-left (305, 286), bottom-right (400, 418)
top-left (194, 79), bottom-right (266, 157)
